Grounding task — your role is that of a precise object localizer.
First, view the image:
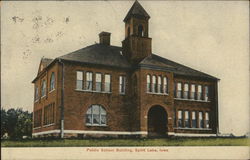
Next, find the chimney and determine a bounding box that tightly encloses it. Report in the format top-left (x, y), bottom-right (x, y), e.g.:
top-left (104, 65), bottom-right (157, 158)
top-left (99, 32), bottom-right (111, 45)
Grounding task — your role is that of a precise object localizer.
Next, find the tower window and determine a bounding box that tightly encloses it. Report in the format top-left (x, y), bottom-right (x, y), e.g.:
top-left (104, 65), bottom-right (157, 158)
top-left (138, 25), bottom-right (144, 37)
top-left (127, 27), bottom-right (130, 37)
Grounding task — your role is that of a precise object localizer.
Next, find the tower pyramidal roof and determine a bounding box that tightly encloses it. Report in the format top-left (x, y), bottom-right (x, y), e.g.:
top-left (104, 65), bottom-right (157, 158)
top-left (123, 0), bottom-right (150, 22)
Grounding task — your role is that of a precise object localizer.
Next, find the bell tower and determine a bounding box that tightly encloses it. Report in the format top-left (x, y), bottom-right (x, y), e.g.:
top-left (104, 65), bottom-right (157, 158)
top-left (122, 0), bottom-right (152, 64)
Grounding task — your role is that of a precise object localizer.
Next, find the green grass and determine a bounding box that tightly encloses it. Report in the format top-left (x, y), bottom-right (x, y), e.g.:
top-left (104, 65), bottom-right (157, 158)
top-left (1, 137), bottom-right (249, 147)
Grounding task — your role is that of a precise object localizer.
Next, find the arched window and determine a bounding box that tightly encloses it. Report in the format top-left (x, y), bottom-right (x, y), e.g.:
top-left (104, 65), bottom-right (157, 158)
top-left (146, 75), bottom-right (151, 92)
top-left (138, 25), bottom-right (144, 37)
top-left (157, 76), bottom-right (162, 93)
top-left (86, 105), bottom-right (107, 126)
top-left (41, 80), bottom-right (46, 97)
top-left (163, 77), bottom-right (168, 94)
top-left (152, 75), bottom-right (157, 93)
top-left (50, 72), bottom-right (55, 91)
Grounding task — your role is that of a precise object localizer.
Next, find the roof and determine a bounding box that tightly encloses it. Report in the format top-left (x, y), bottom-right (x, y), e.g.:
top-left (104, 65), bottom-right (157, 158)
top-left (139, 54), bottom-right (218, 80)
top-left (41, 58), bottom-right (53, 68)
top-left (58, 44), bottom-right (131, 69)
top-left (123, 0), bottom-right (150, 22)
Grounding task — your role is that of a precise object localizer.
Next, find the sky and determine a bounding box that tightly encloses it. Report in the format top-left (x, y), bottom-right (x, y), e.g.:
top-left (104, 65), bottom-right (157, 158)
top-left (1, 1), bottom-right (249, 136)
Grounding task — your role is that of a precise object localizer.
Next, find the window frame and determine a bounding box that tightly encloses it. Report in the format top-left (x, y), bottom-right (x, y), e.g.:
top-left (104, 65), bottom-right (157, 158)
top-left (49, 72), bottom-right (55, 92)
top-left (76, 71), bottom-right (84, 90)
top-left (41, 79), bottom-right (46, 98)
top-left (104, 74), bottom-right (111, 92)
top-left (86, 71), bottom-right (93, 91)
top-left (95, 73), bottom-right (102, 92)
top-left (85, 105), bottom-right (107, 126)
top-left (119, 75), bottom-right (126, 94)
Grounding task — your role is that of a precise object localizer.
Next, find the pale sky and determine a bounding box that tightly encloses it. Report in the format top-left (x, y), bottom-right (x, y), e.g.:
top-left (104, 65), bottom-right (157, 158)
top-left (1, 1), bottom-right (249, 136)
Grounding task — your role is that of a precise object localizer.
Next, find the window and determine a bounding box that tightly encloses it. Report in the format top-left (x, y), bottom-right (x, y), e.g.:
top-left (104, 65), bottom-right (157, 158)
top-left (43, 103), bottom-right (55, 125)
top-left (86, 72), bottom-right (93, 91)
top-left (146, 75), bottom-right (151, 92)
top-left (104, 74), bottom-right (111, 92)
top-left (204, 86), bottom-right (209, 101)
top-left (197, 85), bottom-right (202, 100)
top-left (178, 110), bottom-right (183, 127)
top-left (199, 112), bottom-right (204, 128)
top-left (190, 84), bottom-right (195, 99)
top-left (138, 25), bottom-right (144, 37)
top-left (119, 76), bottom-right (126, 94)
top-left (41, 80), bottom-right (46, 97)
top-left (205, 112), bottom-right (210, 128)
top-left (176, 82), bottom-right (182, 98)
top-left (50, 72), bottom-right (55, 91)
top-left (158, 76), bottom-right (162, 93)
top-left (35, 86), bottom-right (39, 101)
top-left (86, 105), bottom-right (107, 126)
top-left (127, 27), bottom-right (130, 37)
top-left (184, 83), bottom-right (189, 99)
top-left (76, 71), bottom-right (83, 90)
top-left (192, 111), bottom-right (197, 128)
top-left (163, 77), bottom-right (168, 94)
top-left (152, 76), bottom-right (157, 93)
top-left (34, 109), bottom-right (42, 128)
top-left (184, 111), bottom-right (190, 128)
top-left (95, 73), bottom-right (102, 92)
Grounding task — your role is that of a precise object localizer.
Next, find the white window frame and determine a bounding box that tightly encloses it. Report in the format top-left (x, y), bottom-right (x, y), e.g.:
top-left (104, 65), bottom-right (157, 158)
top-left (178, 110), bottom-right (183, 128)
top-left (49, 72), bottom-right (55, 92)
top-left (199, 111), bottom-right (204, 128)
top-left (119, 76), bottom-right (126, 94)
top-left (157, 76), bottom-right (162, 93)
top-left (197, 85), bottom-right (202, 100)
top-left (41, 80), bottom-right (46, 98)
top-left (95, 73), bottom-right (102, 92)
top-left (176, 82), bottom-right (182, 98)
top-left (184, 111), bottom-right (190, 128)
top-left (152, 76), bottom-right (157, 93)
top-left (76, 71), bottom-right (83, 90)
top-left (190, 84), bottom-right (195, 100)
top-left (205, 112), bottom-right (210, 128)
top-left (86, 72), bottom-right (93, 91)
top-left (163, 77), bottom-right (168, 94)
top-left (146, 75), bottom-right (151, 92)
top-left (183, 83), bottom-right (189, 99)
top-left (191, 111), bottom-right (197, 128)
top-left (86, 105), bottom-right (107, 126)
top-left (204, 86), bottom-right (209, 101)
top-left (104, 74), bottom-right (111, 92)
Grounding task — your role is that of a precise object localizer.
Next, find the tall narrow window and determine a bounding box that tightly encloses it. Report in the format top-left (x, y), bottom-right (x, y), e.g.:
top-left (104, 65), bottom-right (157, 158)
top-left (205, 112), bottom-right (210, 128)
top-left (204, 86), bottom-right (209, 101)
top-left (41, 80), bottom-right (46, 97)
top-left (35, 86), bottom-right (39, 101)
top-left (190, 84), bottom-right (195, 99)
top-left (76, 71), bottom-right (83, 90)
top-left (176, 82), bottom-right (182, 98)
top-left (119, 76), bottom-right (126, 94)
top-left (95, 73), bottom-right (102, 92)
top-left (146, 75), bottom-right (151, 92)
top-left (152, 76), bottom-right (157, 93)
top-left (197, 85), bottom-right (202, 100)
top-left (86, 72), bottom-right (93, 91)
top-left (50, 72), bottom-right (55, 91)
top-left (192, 111), bottom-right (197, 128)
top-left (178, 110), bottom-right (183, 128)
top-left (86, 105), bottom-right (107, 126)
top-left (104, 74), bottom-right (111, 92)
top-left (199, 112), bottom-right (204, 128)
top-left (184, 83), bottom-right (189, 99)
top-left (163, 77), bottom-right (168, 94)
top-left (157, 76), bottom-right (162, 93)
top-left (138, 25), bottom-right (144, 37)
top-left (184, 111), bottom-right (190, 128)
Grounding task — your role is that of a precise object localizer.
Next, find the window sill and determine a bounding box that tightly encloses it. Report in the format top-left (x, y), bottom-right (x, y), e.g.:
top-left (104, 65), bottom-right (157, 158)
top-left (75, 89), bottom-right (111, 94)
top-left (43, 123), bottom-right (55, 128)
top-left (146, 92), bottom-right (168, 96)
top-left (41, 95), bottom-right (46, 99)
top-left (86, 124), bottom-right (108, 127)
top-left (49, 89), bottom-right (55, 94)
top-left (174, 98), bottom-right (210, 103)
top-left (33, 127), bottom-right (41, 130)
top-left (174, 127), bottom-right (212, 130)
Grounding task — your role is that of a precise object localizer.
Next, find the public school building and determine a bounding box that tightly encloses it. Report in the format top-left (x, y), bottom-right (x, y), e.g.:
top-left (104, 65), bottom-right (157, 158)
top-left (32, 1), bottom-right (219, 138)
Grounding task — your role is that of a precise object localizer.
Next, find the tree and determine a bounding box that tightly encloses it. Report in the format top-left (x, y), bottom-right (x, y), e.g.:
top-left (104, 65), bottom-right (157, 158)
top-left (1, 108), bottom-right (33, 139)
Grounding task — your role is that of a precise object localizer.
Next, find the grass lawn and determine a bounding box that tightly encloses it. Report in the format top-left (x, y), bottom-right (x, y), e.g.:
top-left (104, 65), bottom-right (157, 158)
top-left (1, 137), bottom-right (250, 147)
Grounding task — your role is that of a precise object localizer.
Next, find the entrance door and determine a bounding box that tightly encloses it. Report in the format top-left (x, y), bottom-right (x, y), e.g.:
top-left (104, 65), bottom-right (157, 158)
top-left (147, 106), bottom-right (167, 137)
